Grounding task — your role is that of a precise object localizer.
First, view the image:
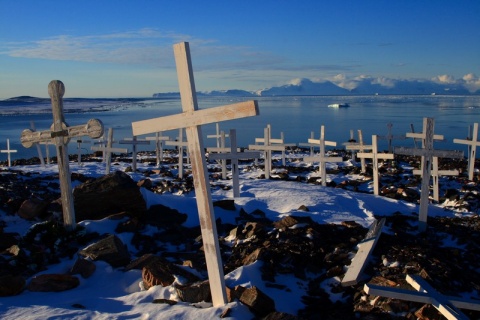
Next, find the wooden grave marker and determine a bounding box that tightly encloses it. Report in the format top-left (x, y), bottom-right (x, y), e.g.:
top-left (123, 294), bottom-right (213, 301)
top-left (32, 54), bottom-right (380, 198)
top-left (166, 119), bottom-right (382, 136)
top-left (145, 131), bottom-right (170, 167)
top-left (207, 122), bottom-right (229, 148)
top-left (395, 118), bottom-right (463, 232)
top-left (119, 136), bottom-right (150, 171)
top-left (345, 130), bottom-right (372, 173)
top-left (165, 129), bottom-right (189, 179)
top-left (357, 135), bottom-right (394, 196)
top-left (207, 130), bottom-right (229, 179)
top-left (412, 157), bottom-right (458, 202)
top-left (20, 80), bottom-right (104, 228)
top-left (76, 139), bottom-right (90, 165)
top-left (30, 121), bottom-right (46, 167)
top-left (131, 42), bottom-right (259, 306)
top-left (209, 129), bottom-right (261, 197)
top-left (303, 125), bottom-right (343, 186)
top-left (91, 128), bottom-right (127, 174)
top-left (454, 122), bottom-right (478, 181)
top-left (365, 274), bottom-right (480, 319)
top-left (248, 125), bottom-right (286, 179)
top-left (377, 122), bottom-right (405, 153)
top-left (93, 135), bottom-right (108, 162)
top-left (253, 125), bottom-right (295, 166)
top-left (1, 139), bottom-right (17, 167)
top-left (342, 218), bottom-right (385, 286)
top-left (298, 131), bottom-right (316, 156)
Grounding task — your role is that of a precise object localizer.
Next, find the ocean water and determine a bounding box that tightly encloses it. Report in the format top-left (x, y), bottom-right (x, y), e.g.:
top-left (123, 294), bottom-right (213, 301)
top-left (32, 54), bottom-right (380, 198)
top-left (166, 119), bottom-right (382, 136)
top-left (0, 95), bottom-right (479, 161)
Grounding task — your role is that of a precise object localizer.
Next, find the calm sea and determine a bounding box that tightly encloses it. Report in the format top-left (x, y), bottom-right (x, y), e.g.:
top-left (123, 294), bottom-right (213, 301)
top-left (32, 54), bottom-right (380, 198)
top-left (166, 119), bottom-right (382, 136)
top-left (1, 95), bottom-right (479, 161)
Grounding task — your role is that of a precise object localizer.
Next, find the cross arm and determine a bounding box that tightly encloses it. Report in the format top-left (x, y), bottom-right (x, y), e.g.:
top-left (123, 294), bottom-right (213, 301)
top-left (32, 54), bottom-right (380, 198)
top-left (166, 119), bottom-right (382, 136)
top-left (395, 147), bottom-right (463, 159)
top-left (132, 100), bottom-right (259, 136)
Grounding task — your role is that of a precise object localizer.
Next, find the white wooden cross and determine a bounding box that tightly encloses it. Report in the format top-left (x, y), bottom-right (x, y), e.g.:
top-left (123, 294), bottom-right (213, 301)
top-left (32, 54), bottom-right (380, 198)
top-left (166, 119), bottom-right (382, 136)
top-left (298, 131), bottom-right (316, 156)
top-left (75, 139), bottom-right (90, 165)
top-left (91, 128), bottom-right (127, 174)
top-left (253, 125), bottom-right (294, 166)
top-left (145, 131), bottom-right (170, 167)
top-left (209, 129), bottom-right (261, 197)
top-left (131, 42), bottom-right (259, 306)
top-left (454, 123), bottom-right (478, 181)
top-left (1, 139), bottom-right (17, 167)
top-left (20, 80), bottom-right (104, 228)
top-left (207, 130), bottom-right (229, 179)
top-left (165, 129), bottom-right (189, 179)
top-left (30, 121), bottom-right (46, 167)
top-left (365, 274), bottom-right (480, 319)
top-left (40, 141), bottom-right (52, 165)
top-left (303, 126), bottom-right (343, 186)
top-left (357, 135), bottom-right (394, 196)
top-left (377, 123), bottom-right (405, 153)
top-left (92, 135), bottom-right (108, 162)
top-left (395, 118), bottom-right (463, 232)
top-left (345, 130), bottom-right (372, 173)
top-left (119, 136), bottom-right (150, 171)
top-left (412, 157), bottom-right (458, 202)
top-left (248, 125), bottom-right (286, 179)
top-left (207, 123), bottom-right (229, 148)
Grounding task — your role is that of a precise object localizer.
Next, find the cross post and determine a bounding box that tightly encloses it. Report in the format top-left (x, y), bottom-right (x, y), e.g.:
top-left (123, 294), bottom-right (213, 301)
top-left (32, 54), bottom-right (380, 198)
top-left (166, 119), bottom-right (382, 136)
top-left (209, 129), bottom-right (261, 197)
top-left (454, 123), bottom-right (478, 181)
top-left (30, 121), bottom-right (46, 167)
top-left (119, 136), bottom-right (150, 171)
top-left (76, 139), bottom-right (90, 165)
top-left (20, 80), bottom-right (104, 228)
top-left (345, 130), bottom-right (372, 173)
top-left (165, 129), bottom-right (189, 179)
top-left (131, 42), bottom-right (259, 306)
top-left (91, 128), bottom-right (127, 174)
top-left (377, 123), bottom-right (406, 153)
top-left (145, 131), bottom-right (170, 167)
top-left (248, 125), bottom-right (285, 179)
top-left (357, 135), bottom-right (394, 195)
top-left (395, 118), bottom-right (463, 232)
top-left (303, 126), bottom-right (343, 186)
top-left (207, 130), bottom-right (229, 179)
top-left (207, 123), bottom-right (229, 149)
top-left (1, 139), bottom-right (17, 167)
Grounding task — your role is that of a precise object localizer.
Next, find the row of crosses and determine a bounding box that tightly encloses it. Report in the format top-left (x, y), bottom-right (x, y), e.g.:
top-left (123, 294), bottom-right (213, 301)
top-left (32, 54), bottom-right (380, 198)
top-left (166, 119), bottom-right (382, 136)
top-left (14, 42), bottom-right (479, 308)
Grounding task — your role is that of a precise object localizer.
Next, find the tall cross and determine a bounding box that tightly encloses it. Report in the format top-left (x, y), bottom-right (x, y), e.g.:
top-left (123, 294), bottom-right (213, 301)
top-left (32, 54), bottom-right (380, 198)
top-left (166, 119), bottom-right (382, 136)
top-left (165, 129), bottom-right (189, 179)
top-left (131, 42), bottom-right (259, 306)
top-left (119, 136), bottom-right (150, 171)
top-left (303, 126), bottom-right (343, 186)
top-left (248, 125), bottom-right (285, 179)
top-left (454, 123), bottom-right (479, 181)
top-left (145, 131), bottom-right (170, 167)
top-left (76, 139), bottom-right (90, 165)
top-left (20, 80), bottom-right (104, 228)
top-left (377, 123), bottom-right (405, 153)
top-left (395, 118), bottom-right (463, 232)
top-left (209, 129), bottom-right (261, 197)
top-left (91, 128), bottom-right (127, 174)
top-left (357, 135), bottom-right (394, 196)
top-left (1, 139), bottom-right (17, 167)
top-left (345, 130), bottom-right (372, 173)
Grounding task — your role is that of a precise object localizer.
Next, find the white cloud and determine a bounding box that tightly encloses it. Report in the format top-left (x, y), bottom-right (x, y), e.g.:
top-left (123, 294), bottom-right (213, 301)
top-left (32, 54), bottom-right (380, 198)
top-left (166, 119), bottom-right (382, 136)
top-left (432, 74), bottom-right (457, 84)
top-left (462, 73), bottom-right (480, 92)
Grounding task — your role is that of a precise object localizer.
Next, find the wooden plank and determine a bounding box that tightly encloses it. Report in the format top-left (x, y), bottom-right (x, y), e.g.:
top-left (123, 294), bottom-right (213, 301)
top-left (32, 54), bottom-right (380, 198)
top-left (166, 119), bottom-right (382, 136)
top-left (342, 218), bottom-right (385, 286)
top-left (1, 139), bottom-right (17, 167)
top-left (454, 123), bottom-right (479, 181)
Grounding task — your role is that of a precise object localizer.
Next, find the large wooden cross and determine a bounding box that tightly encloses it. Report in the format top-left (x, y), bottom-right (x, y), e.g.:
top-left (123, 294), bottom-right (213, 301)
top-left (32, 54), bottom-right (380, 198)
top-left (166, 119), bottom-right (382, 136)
top-left (303, 126), bottom-right (343, 186)
top-left (119, 136), bottom-right (150, 171)
top-left (20, 80), bottom-right (104, 228)
top-left (209, 129), bottom-right (261, 197)
top-left (145, 131), bottom-right (170, 167)
top-left (357, 135), bottom-right (394, 196)
top-left (91, 128), bottom-right (127, 174)
top-left (345, 130), bottom-right (372, 173)
top-left (365, 274), bottom-right (480, 319)
top-left (1, 139), bottom-right (17, 167)
top-left (377, 123), bottom-right (405, 153)
top-left (131, 42), bottom-right (259, 306)
top-left (395, 118), bottom-right (463, 232)
top-left (454, 123), bottom-right (479, 181)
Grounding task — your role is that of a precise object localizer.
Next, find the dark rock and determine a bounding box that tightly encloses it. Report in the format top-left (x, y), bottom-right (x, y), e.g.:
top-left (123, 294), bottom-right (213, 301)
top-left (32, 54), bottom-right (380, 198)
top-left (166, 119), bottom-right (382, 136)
top-left (213, 199), bottom-right (236, 211)
top-left (143, 204), bottom-right (187, 228)
top-left (17, 197), bottom-right (49, 220)
top-left (142, 256), bottom-right (200, 290)
top-left (238, 286), bottom-right (275, 317)
top-left (0, 275), bottom-right (25, 296)
top-left (73, 171), bottom-right (146, 221)
top-left (264, 312), bottom-right (302, 320)
top-left (79, 234), bottom-right (131, 268)
top-left (28, 274), bottom-right (80, 292)
top-left (137, 178), bottom-right (152, 189)
top-left (0, 232), bottom-right (20, 251)
top-left (273, 216), bottom-right (313, 230)
top-left (70, 257), bottom-right (96, 278)
top-left (152, 298), bottom-right (177, 305)
top-left (175, 280), bottom-right (211, 303)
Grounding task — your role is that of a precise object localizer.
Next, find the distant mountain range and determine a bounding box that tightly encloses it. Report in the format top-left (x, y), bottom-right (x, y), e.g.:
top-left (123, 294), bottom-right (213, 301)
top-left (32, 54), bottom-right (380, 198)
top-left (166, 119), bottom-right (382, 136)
top-left (153, 77), bottom-right (480, 97)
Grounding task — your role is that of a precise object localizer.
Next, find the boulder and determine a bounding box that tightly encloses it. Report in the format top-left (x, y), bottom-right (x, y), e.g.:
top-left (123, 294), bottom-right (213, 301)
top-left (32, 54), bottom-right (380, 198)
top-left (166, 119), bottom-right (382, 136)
top-left (73, 171), bottom-right (146, 221)
top-left (143, 204), bottom-right (187, 228)
top-left (27, 274), bottom-right (79, 292)
top-left (17, 198), bottom-right (49, 220)
top-left (175, 280), bottom-right (211, 303)
top-left (0, 275), bottom-right (25, 296)
top-left (78, 234), bottom-right (131, 268)
top-left (70, 257), bottom-right (96, 278)
top-left (142, 256), bottom-right (200, 290)
top-left (237, 286), bottom-right (275, 317)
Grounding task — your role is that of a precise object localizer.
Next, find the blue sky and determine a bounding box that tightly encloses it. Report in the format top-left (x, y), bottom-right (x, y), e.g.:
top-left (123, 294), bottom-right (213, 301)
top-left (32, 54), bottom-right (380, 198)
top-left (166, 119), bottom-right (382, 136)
top-left (1, 0), bottom-right (479, 98)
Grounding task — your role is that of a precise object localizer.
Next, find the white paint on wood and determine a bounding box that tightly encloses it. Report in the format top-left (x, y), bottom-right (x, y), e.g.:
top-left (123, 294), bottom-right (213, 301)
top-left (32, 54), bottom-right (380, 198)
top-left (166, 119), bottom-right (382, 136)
top-left (146, 131), bottom-right (170, 167)
top-left (1, 139), bottom-right (17, 167)
top-left (345, 130), bottom-right (372, 173)
top-left (76, 139), bottom-right (90, 165)
top-left (412, 157), bottom-right (458, 201)
top-left (119, 136), bottom-right (150, 171)
top-left (91, 128), bottom-right (127, 174)
top-left (30, 121), bottom-right (46, 167)
top-left (454, 123), bottom-right (478, 181)
top-left (377, 123), bottom-right (406, 153)
top-left (165, 129), bottom-right (188, 179)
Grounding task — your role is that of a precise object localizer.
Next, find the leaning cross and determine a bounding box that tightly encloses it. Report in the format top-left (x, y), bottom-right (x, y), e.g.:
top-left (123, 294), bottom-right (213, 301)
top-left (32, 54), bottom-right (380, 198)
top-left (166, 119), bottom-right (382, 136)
top-left (303, 125), bottom-right (343, 186)
top-left (1, 139), bottom-right (17, 167)
top-left (119, 136), bottom-right (150, 171)
top-left (20, 80), bottom-right (104, 228)
top-left (454, 123), bottom-right (479, 181)
top-left (377, 123), bottom-right (405, 153)
top-left (91, 128), bottom-right (127, 174)
top-left (357, 135), bottom-right (394, 196)
top-left (131, 42), bottom-right (259, 306)
top-left (395, 118), bottom-right (463, 232)
top-left (345, 130), bottom-right (372, 173)
top-left (209, 129), bottom-right (261, 197)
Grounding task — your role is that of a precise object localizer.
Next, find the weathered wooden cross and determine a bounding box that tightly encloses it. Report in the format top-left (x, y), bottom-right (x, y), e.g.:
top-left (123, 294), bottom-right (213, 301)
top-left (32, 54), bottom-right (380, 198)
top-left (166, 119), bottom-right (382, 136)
top-left (209, 129), bottom-right (261, 197)
top-left (119, 136), bottom-right (150, 171)
top-left (92, 135), bottom-right (108, 162)
top-left (412, 157), bottom-right (458, 202)
top-left (357, 135), bottom-right (394, 196)
top-left (20, 80), bottom-right (104, 228)
top-left (253, 126), bottom-right (294, 166)
top-left (365, 274), bottom-right (480, 319)
top-left (75, 139), bottom-right (90, 165)
top-left (207, 123), bottom-right (229, 148)
top-left (395, 118), bottom-right (463, 232)
top-left (165, 129), bottom-right (189, 179)
top-left (91, 128), bottom-right (127, 174)
top-left (1, 139), bottom-right (17, 167)
top-left (131, 42), bottom-right (259, 306)
top-left (345, 130), bottom-right (372, 173)
top-left (30, 121), bottom-right (46, 167)
top-left (303, 126), bottom-right (343, 186)
top-left (454, 122), bottom-right (478, 181)
top-left (298, 131), bottom-right (317, 156)
top-left (145, 131), bottom-right (170, 167)
top-left (207, 130), bottom-right (230, 179)
top-left (377, 123), bottom-right (405, 153)
top-left (248, 125), bottom-right (286, 179)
